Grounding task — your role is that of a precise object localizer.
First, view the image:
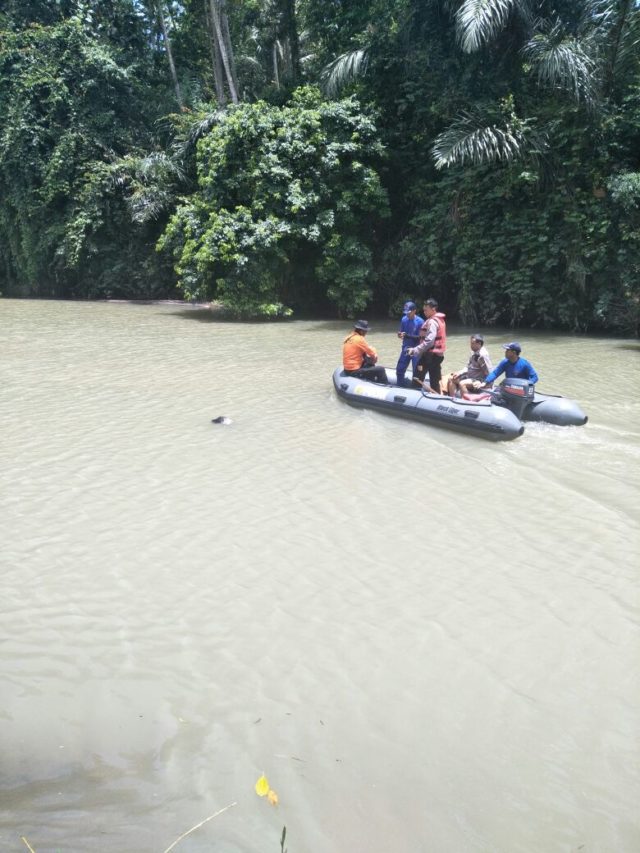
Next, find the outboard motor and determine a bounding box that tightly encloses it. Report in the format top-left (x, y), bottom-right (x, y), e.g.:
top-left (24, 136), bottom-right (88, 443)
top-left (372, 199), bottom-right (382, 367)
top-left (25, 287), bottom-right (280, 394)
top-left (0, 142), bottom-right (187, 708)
top-left (492, 377), bottom-right (535, 420)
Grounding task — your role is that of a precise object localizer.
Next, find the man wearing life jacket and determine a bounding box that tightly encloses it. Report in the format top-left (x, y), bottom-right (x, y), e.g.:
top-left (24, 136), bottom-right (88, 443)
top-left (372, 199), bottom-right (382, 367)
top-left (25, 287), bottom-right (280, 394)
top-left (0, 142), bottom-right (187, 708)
top-left (342, 319), bottom-right (387, 383)
top-left (407, 298), bottom-right (447, 393)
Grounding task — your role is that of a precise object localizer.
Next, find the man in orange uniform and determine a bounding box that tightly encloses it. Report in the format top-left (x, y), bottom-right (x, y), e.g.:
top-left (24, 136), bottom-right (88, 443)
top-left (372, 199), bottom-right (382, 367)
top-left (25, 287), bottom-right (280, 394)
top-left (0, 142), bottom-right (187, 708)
top-left (342, 320), bottom-right (387, 383)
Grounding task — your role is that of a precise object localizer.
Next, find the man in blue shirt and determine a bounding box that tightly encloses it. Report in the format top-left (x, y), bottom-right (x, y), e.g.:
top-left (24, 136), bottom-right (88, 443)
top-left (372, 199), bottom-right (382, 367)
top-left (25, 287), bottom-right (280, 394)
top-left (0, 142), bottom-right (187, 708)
top-left (395, 301), bottom-right (423, 387)
top-left (483, 341), bottom-right (539, 386)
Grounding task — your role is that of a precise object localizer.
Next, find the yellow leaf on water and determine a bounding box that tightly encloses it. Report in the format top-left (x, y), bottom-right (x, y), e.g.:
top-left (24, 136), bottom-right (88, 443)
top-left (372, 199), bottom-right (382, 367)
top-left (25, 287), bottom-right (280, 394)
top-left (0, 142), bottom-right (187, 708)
top-left (267, 789), bottom-right (279, 806)
top-left (255, 774), bottom-right (270, 797)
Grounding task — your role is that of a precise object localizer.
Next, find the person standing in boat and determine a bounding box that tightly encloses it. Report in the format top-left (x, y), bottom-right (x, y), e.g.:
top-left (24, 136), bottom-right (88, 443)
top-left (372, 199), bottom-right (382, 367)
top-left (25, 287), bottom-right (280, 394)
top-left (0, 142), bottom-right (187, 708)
top-left (482, 342), bottom-right (539, 387)
top-left (395, 301), bottom-right (423, 388)
top-left (343, 320), bottom-right (388, 383)
top-left (406, 298), bottom-right (447, 393)
top-left (447, 334), bottom-right (493, 397)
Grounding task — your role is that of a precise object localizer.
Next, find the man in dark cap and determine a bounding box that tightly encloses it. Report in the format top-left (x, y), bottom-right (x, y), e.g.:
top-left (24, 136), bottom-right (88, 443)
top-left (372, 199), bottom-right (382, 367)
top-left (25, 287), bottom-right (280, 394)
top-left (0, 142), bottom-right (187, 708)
top-left (395, 301), bottom-right (423, 387)
top-left (342, 320), bottom-right (387, 383)
top-left (483, 342), bottom-right (539, 386)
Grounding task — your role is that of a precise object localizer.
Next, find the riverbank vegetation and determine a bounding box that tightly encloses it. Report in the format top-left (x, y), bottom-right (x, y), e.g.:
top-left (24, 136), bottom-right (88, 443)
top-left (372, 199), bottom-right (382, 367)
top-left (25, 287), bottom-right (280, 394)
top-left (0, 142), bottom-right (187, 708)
top-left (1, 1), bottom-right (639, 332)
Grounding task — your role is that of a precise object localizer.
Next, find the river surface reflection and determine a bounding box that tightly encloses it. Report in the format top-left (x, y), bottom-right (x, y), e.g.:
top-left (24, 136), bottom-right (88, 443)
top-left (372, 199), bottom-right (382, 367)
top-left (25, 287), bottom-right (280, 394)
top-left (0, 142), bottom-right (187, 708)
top-left (1, 299), bottom-right (638, 852)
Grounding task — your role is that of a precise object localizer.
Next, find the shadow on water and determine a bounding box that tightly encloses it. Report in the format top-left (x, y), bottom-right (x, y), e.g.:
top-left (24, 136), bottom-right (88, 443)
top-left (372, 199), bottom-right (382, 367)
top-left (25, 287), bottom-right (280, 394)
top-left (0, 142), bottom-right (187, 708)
top-left (168, 307), bottom-right (295, 325)
top-left (168, 307), bottom-right (350, 331)
top-left (168, 308), bottom-right (240, 323)
top-left (163, 306), bottom-right (640, 343)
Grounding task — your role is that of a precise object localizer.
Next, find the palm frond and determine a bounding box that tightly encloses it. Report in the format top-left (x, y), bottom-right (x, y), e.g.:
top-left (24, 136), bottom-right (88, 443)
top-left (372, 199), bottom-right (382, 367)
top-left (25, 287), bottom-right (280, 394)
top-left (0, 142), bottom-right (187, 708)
top-left (320, 48), bottom-right (369, 98)
top-left (523, 26), bottom-right (597, 106)
top-left (609, 2), bottom-right (640, 82)
top-left (129, 187), bottom-right (177, 224)
top-left (135, 152), bottom-right (185, 184)
top-left (90, 152), bottom-right (185, 225)
top-left (432, 112), bottom-right (546, 169)
top-left (172, 110), bottom-right (225, 158)
top-left (578, 0), bottom-right (616, 32)
top-left (124, 153), bottom-right (185, 223)
top-left (455, 0), bottom-right (518, 53)
top-left (236, 54), bottom-right (264, 71)
top-left (578, 0), bottom-right (640, 93)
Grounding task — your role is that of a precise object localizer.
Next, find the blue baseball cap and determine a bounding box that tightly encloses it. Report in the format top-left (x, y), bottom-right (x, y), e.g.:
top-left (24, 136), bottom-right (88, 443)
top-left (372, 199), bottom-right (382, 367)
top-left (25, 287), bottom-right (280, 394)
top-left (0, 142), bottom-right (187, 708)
top-left (502, 341), bottom-right (522, 353)
top-left (403, 301), bottom-right (417, 313)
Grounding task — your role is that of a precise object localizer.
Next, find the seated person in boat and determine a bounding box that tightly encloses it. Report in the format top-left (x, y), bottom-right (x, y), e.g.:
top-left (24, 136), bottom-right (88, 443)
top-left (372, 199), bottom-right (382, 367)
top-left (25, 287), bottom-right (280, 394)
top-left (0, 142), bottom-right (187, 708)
top-left (343, 320), bottom-right (387, 383)
top-left (447, 334), bottom-right (493, 397)
top-left (482, 341), bottom-right (539, 387)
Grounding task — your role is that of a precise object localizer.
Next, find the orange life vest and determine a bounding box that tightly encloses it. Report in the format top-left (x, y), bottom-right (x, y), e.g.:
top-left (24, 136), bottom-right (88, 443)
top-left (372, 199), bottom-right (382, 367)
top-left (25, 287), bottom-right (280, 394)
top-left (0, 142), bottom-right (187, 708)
top-left (431, 313), bottom-right (447, 355)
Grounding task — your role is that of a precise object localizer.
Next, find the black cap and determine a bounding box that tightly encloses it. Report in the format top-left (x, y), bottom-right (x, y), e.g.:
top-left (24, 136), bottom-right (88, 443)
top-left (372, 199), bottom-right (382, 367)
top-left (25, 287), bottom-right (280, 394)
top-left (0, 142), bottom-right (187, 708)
top-left (354, 319), bottom-right (370, 331)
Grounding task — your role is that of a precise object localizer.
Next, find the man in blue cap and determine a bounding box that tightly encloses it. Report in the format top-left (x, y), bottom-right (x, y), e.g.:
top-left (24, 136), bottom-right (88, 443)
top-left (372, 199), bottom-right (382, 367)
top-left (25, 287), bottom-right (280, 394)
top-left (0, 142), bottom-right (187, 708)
top-left (395, 301), bottom-right (423, 387)
top-left (483, 341), bottom-right (539, 386)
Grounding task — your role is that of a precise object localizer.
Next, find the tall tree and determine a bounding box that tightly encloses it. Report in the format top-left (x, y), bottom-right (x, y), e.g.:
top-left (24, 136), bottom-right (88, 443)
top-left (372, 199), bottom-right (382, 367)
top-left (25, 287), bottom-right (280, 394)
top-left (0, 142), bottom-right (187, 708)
top-left (204, 0), bottom-right (227, 103)
top-left (208, 0), bottom-right (239, 103)
top-left (148, 0), bottom-right (184, 108)
top-left (282, 0), bottom-right (301, 81)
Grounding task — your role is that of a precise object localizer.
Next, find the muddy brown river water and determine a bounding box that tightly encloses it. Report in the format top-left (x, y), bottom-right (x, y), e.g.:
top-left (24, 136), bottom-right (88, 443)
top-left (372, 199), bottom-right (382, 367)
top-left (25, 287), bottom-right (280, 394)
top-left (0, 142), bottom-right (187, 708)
top-left (1, 299), bottom-right (638, 852)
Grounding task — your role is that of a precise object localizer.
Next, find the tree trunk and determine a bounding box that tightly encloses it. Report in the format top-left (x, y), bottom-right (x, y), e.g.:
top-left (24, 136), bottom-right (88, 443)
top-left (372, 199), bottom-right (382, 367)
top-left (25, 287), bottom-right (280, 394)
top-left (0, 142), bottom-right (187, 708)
top-left (272, 41), bottom-right (280, 88)
top-left (281, 0), bottom-right (301, 83)
top-left (209, 0), bottom-right (239, 104)
top-left (219, 0), bottom-right (239, 97)
top-left (204, 0), bottom-right (226, 104)
top-left (155, 0), bottom-right (183, 108)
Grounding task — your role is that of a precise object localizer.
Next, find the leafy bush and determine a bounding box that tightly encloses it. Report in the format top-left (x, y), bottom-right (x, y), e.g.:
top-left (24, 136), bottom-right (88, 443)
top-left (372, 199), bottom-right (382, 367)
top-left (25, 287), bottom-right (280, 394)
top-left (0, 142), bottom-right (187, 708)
top-left (158, 87), bottom-right (389, 317)
top-left (0, 15), bottom-right (174, 299)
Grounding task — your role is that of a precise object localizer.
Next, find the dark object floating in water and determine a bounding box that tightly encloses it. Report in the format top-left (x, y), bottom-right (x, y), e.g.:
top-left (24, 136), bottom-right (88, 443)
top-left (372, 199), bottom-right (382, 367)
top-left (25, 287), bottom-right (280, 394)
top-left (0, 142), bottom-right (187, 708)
top-left (212, 415), bottom-right (233, 425)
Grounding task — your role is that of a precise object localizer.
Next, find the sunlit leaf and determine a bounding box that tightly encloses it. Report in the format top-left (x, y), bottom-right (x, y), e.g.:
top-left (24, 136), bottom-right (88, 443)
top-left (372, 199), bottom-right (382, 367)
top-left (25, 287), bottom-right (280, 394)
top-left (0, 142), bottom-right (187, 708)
top-left (255, 774), bottom-right (270, 796)
top-left (267, 789), bottom-right (279, 806)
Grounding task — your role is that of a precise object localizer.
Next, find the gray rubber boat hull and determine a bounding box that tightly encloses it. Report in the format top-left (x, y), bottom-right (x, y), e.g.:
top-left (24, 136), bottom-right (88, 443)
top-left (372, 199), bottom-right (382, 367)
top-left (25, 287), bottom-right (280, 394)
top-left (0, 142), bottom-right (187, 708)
top-left (333, 368), bottom-right (524, 441)
top-left (520, 391), bottom-right (588, 426)
top-left (333, 367), bottom-right (588, 440)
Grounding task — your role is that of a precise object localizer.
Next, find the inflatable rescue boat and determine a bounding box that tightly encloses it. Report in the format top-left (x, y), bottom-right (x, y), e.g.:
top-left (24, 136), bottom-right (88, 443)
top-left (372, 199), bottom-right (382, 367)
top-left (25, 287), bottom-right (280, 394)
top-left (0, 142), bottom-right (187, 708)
top-left (332, 368), bottom-right (587, 442)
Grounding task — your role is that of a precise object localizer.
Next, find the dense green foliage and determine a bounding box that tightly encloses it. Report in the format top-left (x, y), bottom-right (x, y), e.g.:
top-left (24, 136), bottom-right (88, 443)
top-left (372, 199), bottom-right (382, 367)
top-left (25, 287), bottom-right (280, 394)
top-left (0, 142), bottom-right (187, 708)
top-left (159, 89), bottom-right (388, 316)
top-left (0, 7), bottom-right (176, 298)
top-left (1, 0), bottom-right (639, 331)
